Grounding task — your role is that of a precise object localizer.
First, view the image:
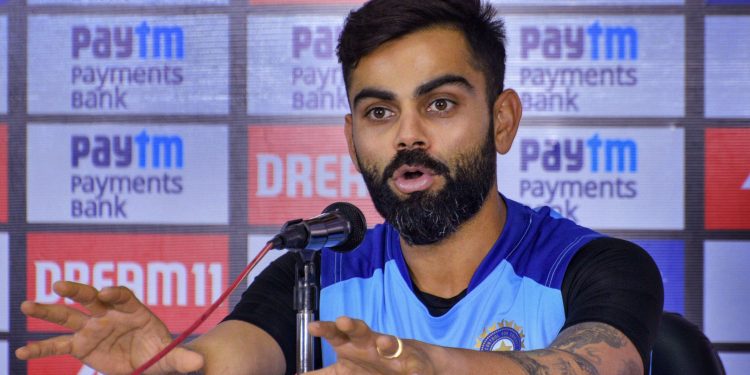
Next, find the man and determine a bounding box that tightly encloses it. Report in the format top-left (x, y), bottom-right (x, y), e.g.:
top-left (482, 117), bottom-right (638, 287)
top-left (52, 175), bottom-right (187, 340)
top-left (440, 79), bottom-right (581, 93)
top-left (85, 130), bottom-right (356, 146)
top-left (16, 1), bottom-right (663, 374)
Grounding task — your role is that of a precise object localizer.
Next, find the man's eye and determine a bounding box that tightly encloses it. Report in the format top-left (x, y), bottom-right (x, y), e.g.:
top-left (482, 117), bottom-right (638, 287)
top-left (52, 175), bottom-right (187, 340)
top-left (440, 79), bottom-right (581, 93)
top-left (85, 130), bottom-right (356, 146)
top-left (428, 98), bottom-right (455, 112)
top-left (366, 107), bottom-right (394, 120)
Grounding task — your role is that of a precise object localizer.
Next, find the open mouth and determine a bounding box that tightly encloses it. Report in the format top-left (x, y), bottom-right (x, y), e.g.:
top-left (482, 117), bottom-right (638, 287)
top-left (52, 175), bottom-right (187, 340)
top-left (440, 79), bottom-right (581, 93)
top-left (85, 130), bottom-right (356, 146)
top-left (392, 165), bottom-right (438, 194)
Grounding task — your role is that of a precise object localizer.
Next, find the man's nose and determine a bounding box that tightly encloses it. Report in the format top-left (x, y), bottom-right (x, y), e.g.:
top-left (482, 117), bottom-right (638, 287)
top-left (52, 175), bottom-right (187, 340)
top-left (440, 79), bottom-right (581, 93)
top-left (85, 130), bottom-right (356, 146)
top-left (394, 110), bottom-right (429, 151)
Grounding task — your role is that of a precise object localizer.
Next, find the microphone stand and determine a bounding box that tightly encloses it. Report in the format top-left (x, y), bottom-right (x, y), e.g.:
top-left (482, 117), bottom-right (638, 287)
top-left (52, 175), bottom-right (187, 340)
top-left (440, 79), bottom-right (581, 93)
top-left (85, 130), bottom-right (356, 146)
top-left (293, 249), bottom-right (318, 374)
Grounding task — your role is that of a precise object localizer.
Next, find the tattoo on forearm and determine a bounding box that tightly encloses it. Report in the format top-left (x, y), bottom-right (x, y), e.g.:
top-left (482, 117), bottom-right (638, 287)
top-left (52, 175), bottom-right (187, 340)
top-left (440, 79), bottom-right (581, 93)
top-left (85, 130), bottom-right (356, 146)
top-left (551, 323), bottom-right (626, 351)
top-left (505, 351), bottom-right (551, 375)
top-left (553, 357), bottom-right (574, 375)
top-left (503, 350), bottom-right (600, 375)
top-left (583, 348), bottom-right (602, 365)
top-left (572, 354), bottom-right (600, 375)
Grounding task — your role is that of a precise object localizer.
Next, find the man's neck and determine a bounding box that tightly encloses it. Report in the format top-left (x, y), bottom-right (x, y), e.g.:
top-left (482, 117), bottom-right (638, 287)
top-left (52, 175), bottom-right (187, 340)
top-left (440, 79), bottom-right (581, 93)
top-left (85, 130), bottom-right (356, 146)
top-left (400, 192), bottom-right (507, 299)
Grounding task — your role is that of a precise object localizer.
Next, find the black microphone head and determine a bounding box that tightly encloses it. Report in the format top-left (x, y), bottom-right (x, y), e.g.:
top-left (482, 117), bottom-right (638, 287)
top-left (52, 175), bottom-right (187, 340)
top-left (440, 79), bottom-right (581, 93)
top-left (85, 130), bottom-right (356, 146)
top-left (323, 202), bottom-right (366, 253)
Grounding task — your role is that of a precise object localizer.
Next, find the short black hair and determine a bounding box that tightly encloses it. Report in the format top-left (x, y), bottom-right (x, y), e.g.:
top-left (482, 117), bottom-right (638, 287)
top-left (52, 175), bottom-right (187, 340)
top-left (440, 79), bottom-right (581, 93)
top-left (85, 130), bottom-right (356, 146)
top-left (337, 0), bottom-right (507, 107)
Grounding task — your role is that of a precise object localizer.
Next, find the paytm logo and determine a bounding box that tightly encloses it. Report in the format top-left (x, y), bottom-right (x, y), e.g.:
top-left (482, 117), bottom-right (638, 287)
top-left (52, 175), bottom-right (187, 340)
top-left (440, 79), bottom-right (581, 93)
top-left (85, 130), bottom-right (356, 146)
top-left (72, 21), bottom-right (184, 60)
top-left (292, 25), bottom-right (341, 59)
top-left (521, 21), bottom-right (638, 61)
top-left (521, 134), bottom-right (637, 173)
top-left (71, 130), bottom-right (183, 169)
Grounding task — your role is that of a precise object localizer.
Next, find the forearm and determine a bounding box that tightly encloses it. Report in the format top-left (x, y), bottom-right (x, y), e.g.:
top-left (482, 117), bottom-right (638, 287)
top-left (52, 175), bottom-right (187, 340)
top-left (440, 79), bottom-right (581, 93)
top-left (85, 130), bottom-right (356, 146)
top-left (426, 345), bottom-right (603, 375)
top-left (424, 322), bottom-right (642, 375)
top-left (185, 320), bottom-right (286, 375)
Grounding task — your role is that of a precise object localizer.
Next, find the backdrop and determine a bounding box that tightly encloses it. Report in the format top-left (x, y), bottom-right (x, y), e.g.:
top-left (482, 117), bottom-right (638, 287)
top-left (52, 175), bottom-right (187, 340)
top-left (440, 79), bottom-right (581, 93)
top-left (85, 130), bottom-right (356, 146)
top-left (1, 0), bottom-right (749, 373)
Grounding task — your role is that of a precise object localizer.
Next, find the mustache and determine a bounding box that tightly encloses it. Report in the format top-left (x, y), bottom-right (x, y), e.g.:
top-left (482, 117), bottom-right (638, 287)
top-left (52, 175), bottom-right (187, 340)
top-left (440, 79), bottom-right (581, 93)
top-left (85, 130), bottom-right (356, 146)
top-left (382, 149), bottom-right (450, 181)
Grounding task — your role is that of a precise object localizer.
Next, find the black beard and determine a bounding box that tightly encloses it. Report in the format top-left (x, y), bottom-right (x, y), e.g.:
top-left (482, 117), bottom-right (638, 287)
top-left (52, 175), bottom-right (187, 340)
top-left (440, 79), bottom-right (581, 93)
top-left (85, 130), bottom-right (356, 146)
top-left (359, 133), bottom-right (497, 246)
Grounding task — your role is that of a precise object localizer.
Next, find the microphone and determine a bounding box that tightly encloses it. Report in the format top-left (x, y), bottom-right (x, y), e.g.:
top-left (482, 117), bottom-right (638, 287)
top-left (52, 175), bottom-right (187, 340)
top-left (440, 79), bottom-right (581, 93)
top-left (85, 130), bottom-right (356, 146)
top-left (268, 202), bottom-right (367, 253)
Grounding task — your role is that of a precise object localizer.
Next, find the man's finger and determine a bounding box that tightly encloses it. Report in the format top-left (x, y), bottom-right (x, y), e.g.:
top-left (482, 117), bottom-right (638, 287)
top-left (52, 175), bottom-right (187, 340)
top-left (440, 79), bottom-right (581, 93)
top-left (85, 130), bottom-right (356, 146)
top-left (162, 346), bottom-right (205, 373)
top-left (334, 316), bottom-right (373, 346)
top-left (309, 321), bottom-right (351, 348)
top-left (20, 301), bottom-right (88, 331)
top-left (53, 281), bottom-right (108, 316)
top-left (375, 334), bottom-right (402, 359)
top-left (97, 286), bottom-right (144, 314)
top-left (15, 335), bottom-right (73, 360)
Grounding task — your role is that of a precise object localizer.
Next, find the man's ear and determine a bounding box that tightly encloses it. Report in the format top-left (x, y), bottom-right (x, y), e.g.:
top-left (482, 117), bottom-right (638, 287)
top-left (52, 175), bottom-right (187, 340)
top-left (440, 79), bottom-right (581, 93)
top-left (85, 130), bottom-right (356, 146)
top-left (492, 89), bottom-right (522, 155)
top-left (344, 114), bottom-right (361, 172)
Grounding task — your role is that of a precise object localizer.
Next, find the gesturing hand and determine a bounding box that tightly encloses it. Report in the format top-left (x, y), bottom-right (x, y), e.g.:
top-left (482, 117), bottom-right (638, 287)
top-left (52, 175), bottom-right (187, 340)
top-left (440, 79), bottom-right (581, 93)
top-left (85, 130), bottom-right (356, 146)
top-left (308, 316), bottom-right (439, 375)
top-left (15, 281), bottom-right (204, 375)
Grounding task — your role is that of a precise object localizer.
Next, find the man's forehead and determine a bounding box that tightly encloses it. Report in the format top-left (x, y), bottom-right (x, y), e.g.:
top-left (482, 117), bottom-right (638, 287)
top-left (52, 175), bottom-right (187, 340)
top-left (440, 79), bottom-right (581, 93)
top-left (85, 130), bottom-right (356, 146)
top-left (347, 27), bottom-right (482, 101)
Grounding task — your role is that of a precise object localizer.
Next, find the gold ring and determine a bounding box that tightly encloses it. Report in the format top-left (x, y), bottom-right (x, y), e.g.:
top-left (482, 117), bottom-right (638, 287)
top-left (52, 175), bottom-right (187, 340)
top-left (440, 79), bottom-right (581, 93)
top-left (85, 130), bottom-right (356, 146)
top-left (378, 336), bottom-right (403, 359)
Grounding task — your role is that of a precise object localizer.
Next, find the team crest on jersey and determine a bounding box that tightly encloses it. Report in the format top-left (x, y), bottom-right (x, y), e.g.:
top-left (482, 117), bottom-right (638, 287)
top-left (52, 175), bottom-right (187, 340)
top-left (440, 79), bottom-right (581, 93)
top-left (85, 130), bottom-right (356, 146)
top-left (475, 320), bottom-right (525, 352)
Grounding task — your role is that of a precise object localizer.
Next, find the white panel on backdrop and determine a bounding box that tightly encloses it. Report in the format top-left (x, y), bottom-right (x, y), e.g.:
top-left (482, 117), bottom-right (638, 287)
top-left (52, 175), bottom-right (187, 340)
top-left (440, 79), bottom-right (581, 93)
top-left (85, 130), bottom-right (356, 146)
top-left (27, 124), bottom-right (228, 224)
top-left (247, 14), bottom-right (350, 117)
top-left (248, 235), bottom-right (287, 287)
top-left (491, 0), bottom-right (682, 4)
top-left (0, 16), bottom-right (7, 114)
top-left (27, 15), bottom-right (229, 115)
top-left (0, 233), bottom-right (7, 332)
top-left (504, 15), bottom-right (684, 117)
top-left (705, 241), bottom-right (750, 343)
top-left (29, 0), bottom-right (226, 5)
top-left (497, 126), bottom-right (684, 230)
top-left (0, 341), bottom-right (7, 375)
top-left (719, 352), bottom-right (750, 375)
top-left (705, 16), bottom-right (750, 118)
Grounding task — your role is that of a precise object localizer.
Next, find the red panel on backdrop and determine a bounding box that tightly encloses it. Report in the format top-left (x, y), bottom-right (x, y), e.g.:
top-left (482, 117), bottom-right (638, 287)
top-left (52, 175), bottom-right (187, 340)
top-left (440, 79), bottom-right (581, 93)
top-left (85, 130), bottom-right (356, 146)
top-left (28, 355), bottom-right (102, 375)
top-left (705, 128), bottom-right (750, 229)
top-left (0, 124), bottom-right (7, 222)
top-left (26, 233), bottom-right (229, 334)
top-left (248, 125), bottom-right (382, 227)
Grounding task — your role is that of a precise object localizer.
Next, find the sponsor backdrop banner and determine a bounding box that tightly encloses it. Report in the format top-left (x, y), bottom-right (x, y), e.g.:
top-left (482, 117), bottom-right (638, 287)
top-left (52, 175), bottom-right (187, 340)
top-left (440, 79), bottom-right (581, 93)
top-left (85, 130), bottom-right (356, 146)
top-left (27, 124), bottom-right (228, 224)
top-left (26, 233), bottom-right (229, 334)
top-left (0, 341), bottom-right (7, 375)
top-left (719, 353), bottom-right (750, 375)
top-left (629, 239), bottom-right (684, 314)
top-left (493, 0), bottom-right (684, 3)
top-left (0, 16), bottom-right (6, 114)
top-left (247, 234), bottom-right (287, 286)
top-left (0, 233), bottom-right (7, 333)
top-left (30, 0), bottom-right (227, 5)
top-left (27, 15), bottom-right (229, 115)
top-left (505, 15), bottom-right (684, 117)
top-left (705, 17), bottom-right (750, 118)
top-left (497, 126), bottom-right (684, 230)
top-left (705, 128), bottom-right (750, 230)
top-left (28, 354), bottom-right (106, 375)
top-left (247, 15), bottom-right (350, 117)
top-left (704, 241), bottom-right (750, 343)
top-left (3, 1), bottom-right (750, 373)
top-left (248, 125), bottom-right (381, 226)
top-left (0, 125), bottom-right (7, 223)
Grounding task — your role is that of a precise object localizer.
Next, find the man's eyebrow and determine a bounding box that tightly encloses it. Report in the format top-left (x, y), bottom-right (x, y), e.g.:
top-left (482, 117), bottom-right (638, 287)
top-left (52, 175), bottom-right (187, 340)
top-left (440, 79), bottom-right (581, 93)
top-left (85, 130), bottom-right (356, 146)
top-left (352, 88), bottom-right (395, 108)
top-left (414, 74), bottom-right (474, 97)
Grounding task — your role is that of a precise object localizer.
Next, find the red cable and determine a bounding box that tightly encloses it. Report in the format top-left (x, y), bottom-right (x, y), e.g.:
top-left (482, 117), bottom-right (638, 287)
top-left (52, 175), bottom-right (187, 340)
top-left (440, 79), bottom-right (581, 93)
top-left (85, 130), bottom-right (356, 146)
top-left (131, 241), bottom-right (275, 375)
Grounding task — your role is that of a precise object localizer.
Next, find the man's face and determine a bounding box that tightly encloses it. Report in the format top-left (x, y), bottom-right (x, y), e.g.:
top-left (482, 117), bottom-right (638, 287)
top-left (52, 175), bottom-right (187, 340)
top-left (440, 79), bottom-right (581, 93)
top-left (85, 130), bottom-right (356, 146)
top-left (345, 26), bottom-right (499, 245)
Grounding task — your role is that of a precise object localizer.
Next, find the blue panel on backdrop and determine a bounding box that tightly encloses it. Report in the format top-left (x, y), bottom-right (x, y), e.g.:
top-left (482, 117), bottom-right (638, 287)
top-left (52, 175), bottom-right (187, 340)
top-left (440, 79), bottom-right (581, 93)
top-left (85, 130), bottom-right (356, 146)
top-left (629, 239), bottom-right (685, 314)
top-left (707, 0), bottom-right (750, 3)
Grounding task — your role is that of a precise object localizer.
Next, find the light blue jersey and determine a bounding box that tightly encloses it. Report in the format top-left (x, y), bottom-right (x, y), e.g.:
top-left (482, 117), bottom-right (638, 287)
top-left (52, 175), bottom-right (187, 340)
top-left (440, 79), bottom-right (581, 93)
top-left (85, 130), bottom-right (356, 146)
top-left (319, 197), bottom-right (601, 366)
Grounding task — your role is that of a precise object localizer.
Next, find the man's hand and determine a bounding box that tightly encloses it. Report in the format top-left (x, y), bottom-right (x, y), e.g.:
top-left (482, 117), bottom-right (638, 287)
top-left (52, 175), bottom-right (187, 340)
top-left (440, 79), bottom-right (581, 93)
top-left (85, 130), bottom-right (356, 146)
top-left (307, 316), bottom-right (439, 375)
top-left (15, 281), bottom-right (204, 375)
